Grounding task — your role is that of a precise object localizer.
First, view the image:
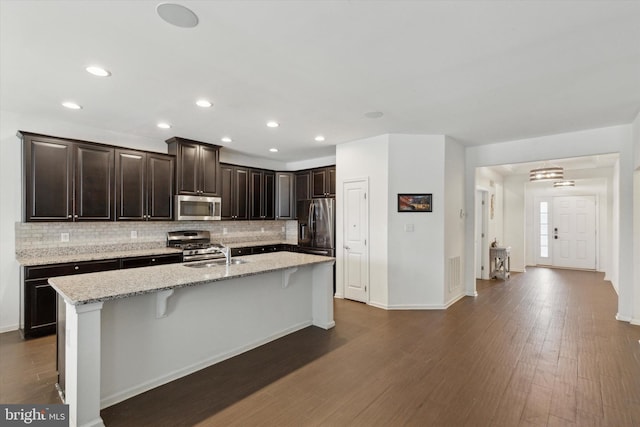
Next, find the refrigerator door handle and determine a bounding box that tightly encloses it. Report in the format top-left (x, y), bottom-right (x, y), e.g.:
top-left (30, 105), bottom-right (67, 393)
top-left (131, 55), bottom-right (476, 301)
top-left (309, 202), bottom-right (315, 242)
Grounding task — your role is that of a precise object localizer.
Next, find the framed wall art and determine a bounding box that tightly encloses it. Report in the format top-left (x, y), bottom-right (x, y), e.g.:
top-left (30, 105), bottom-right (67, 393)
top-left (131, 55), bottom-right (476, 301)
top-left (397, 193), bottom-right (432, 212)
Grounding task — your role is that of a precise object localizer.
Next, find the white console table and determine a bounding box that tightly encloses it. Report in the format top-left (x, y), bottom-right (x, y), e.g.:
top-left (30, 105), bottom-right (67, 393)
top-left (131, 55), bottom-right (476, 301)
top-left (490, 246), bottom-right (511, 280)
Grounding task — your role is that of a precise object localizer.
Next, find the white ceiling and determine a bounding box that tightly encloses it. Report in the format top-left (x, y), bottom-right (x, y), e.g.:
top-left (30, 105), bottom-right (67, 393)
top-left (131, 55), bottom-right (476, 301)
top-left (1, 1), bottom-right (639, 162)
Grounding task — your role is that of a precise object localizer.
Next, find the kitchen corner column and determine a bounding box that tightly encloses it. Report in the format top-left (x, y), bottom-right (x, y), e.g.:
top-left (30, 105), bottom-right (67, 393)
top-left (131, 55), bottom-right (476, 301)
top-left (64, 300), bottom-right (105, 427)
top-left (312, 261), bottom-right (336, 330)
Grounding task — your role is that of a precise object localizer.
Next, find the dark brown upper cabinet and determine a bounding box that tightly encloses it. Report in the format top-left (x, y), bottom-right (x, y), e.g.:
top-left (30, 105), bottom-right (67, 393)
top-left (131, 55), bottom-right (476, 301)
top-left (295, 171), bottom-right (311, 202)
top-left (20, 132), bottom-right (114, 222)
top-left (311, 166), bottom-right (336, 198)
top-left (220, 164), bottom-right (249, 220)
top-left (166, 137), bottom-right (220, 196)
top-left (115, 149), bottom-right (175, 221)
top-left (250, 169), bottom-right (275, 220)
top-left (275, 172), bottom-right (295, 219)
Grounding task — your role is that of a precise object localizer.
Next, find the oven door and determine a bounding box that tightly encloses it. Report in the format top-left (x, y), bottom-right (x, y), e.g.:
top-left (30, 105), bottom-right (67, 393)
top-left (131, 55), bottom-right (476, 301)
top-left (175, 195), bottom-right (221, 220)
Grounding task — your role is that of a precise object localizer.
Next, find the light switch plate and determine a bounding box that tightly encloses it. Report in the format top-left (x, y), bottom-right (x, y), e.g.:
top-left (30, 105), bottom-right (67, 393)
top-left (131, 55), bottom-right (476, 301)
top-left (404, 224), bottom-right (415, 232)
top-left (60, 232), bottom-right (69, 242)
top-left (130, 230), bottom-right (138, 239)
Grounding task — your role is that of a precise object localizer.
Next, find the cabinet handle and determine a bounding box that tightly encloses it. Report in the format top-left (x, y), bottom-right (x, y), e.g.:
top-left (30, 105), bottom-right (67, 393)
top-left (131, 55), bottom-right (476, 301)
top-left (74, 266), bottom-right (79, 270)
top-left (74, 214), bottom-right (78, 219)
top-left (151, 258), bottom-right (156, 262)
top-left (68, 215), bottom-right (72, 219)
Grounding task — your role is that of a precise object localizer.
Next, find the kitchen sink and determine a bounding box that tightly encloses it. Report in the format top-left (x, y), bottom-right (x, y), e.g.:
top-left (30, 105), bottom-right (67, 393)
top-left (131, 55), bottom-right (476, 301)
top-left (184, 259), bottom-right (248, 268)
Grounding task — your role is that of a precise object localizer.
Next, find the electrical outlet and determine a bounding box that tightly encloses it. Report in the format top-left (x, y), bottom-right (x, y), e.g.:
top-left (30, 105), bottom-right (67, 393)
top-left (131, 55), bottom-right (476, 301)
top-left (130, 230), bottom-right (138, 239)
top-left (60, 232), bottom-right (69, 242)
top-left (261, 227), bottom-right (265, 233)
top-left (223, 227), bottom-right (227, 235)
top-left (281, 226), bottom-right (285, 232)
top-left (404, 224), bottom-right (415, 232)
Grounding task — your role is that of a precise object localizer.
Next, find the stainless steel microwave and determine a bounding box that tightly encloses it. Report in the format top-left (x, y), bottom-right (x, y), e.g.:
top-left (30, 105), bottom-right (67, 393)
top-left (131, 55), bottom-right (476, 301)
top-left (175, 195), bottom-right (221, 220)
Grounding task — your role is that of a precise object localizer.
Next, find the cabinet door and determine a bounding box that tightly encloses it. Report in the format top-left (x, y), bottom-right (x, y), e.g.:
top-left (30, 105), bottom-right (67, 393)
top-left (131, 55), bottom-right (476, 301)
top-left (220, 164), bottom-right (234, 219)
top-left (327, 167), bottom-right (336, 196)
top-left (75, 143), bottom-right (114, 220)
top-left (25, 279), bottom-right (57, 336)
top-left (263, 172), bottom-right (275, 219)
top-left (175, 141), bottom-right (200, 195)
top-left (147, 153), bottom-right (174, 220)
top-left (234, 167), bottom-right (249, 220)
top-left (295, 172), bottom-right (310, 202)
top-left (24, 136), bottom-right (74, 221)
top-left (276, 172), bottom-right (295, 219)
top-left (311, 168), bottom-right (328, 198)
top-left (250, 170), bottom-right (264, 219)
top-left (200, 144), bottom-right (220, 196)
top-left (115, 149), bottom-right (145, 220)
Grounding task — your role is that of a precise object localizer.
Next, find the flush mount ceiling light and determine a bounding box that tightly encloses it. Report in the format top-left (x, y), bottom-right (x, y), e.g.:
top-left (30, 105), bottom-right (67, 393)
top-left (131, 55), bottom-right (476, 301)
top-left (85, 66), bottom-right (111, 77)
top-left (529, 166), bottom-right (564, 182)
top-left (220, 137), bottom-right (232, 143)
top-left (62, 101), bottom-right (82, 110)
top-left (554, 180), bottom-right (575, 188)
top-left (314, 135), bottom-right (325, 142)
top-left (157, 122), bottom-right (171, 129)
top-left (196, 99), bottom-right (212, 108)
top-left (364, 111), bottom-right (384, 119)
top-left (266, 121), bottom-right (279, 128)
top-left (269, 148), bottom-right (278, 152)
top-left (157, 3), bottom-right (199, 28)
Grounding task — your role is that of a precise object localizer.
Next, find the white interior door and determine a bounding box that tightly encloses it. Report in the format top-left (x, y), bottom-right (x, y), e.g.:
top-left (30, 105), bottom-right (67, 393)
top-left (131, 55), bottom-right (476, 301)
top-left (343, 179), bottom-right (369, 303)
top-left (552, 195), bottom-right (596, 269)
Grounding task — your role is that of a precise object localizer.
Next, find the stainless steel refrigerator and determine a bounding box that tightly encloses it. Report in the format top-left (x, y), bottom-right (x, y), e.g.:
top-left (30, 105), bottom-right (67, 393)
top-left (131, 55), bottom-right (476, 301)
top-left (297, 198), bottom-right (335, 257)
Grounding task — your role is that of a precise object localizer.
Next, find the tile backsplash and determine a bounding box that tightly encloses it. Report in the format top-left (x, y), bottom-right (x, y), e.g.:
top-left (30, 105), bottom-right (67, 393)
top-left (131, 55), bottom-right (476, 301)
top-left (15, 220), bottom-right (298, 254)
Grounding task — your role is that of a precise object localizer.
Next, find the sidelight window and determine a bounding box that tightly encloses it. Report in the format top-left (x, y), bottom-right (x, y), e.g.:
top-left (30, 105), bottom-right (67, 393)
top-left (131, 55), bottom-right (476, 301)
top-left (539, 202), bottom-right (549, 258)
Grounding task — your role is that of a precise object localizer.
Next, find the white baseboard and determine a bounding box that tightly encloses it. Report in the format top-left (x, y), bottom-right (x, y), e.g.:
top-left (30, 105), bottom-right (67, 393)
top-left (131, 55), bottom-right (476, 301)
top-left (616, 313), bottom-right (632, 322)
top-left (0, 323), bottom-right (19, 334)
top-left (631, 318), bottom-right (640, 326)
top-left (466, 291), bottom-right (478, 297)
top-left (333, 293), bottom-right (344, 299)
top-left (100, 320), bottom-right (312, 409)
top-left (443, 293), bottom-right (466, 308)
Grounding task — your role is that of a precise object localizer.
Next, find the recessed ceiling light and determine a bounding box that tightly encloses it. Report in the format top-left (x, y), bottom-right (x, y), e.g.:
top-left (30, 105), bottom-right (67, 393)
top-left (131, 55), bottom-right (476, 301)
top-left (266, 121), bottom-right (279, 128)
top-left (314, 135), bottom-right (325, 142)
top-left (85, 66), bottom-right (111, 77)
top-left (269, 148), bottom-right (278, 153)
top-left (157, 122), bottom-right (171, 129)
top-left (62, 101), bottom-right (82, 110)
top-left (221, 137), bottom-right (232, 143)
top-left (196, 99), bottom-right (212, 108)
top-left (364, 111), bottom-right (384, 119)
top-left (157, 3), bottom-right (199, 28)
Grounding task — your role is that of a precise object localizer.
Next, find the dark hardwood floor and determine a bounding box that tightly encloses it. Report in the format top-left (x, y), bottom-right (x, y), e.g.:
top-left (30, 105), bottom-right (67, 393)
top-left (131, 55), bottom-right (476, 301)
top-left (2, 267), bottom-right (639, 426)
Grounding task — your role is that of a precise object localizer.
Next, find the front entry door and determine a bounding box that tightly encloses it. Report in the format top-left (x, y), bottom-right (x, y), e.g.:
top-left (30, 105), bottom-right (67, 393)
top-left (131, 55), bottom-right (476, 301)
top-left (552, 195), bottom-right (596, 269)
top-left (343, 179), bottom-right (369, 302)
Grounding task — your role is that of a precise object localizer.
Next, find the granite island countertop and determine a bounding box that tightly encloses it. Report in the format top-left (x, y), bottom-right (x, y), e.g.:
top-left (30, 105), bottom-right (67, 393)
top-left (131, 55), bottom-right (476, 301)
top-left (17, 240), bottom-right (298, 266)
top-left (49, 251), bottom-right (333, 305)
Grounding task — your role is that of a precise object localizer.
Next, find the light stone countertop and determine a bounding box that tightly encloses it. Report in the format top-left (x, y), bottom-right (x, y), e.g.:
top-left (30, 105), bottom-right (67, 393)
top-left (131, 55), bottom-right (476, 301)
top-left (49, 252), bottom-right (333, 305)
top-left (17, 240), bottom-right (298, 267)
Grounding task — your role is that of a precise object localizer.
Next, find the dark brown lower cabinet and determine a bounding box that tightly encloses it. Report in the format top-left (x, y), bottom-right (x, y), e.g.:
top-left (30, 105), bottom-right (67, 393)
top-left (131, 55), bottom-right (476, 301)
top-left (22, 254), bottom-right (182, 339)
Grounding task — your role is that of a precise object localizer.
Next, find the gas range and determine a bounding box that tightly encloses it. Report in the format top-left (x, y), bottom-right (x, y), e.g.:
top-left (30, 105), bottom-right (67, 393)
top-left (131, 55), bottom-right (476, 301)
top-left (167, 230), bottom-right (227, 262)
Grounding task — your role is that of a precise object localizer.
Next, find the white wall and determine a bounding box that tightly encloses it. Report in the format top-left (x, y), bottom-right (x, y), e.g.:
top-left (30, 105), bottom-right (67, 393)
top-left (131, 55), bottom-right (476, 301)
top-left (335, 135), bottom-right (389, 306)
top-left (504, 174), bottom-right (527, 272)
top-left (443, 137), bottom-right (466, 305)
top-left (387, 134), bottom-right (446, 308)
top-left (475, 168), bottom-right (505, 247)
top-left (633, 111), bottom-right (640, 325)
top-left (464, 124), bottom-right (636, 322)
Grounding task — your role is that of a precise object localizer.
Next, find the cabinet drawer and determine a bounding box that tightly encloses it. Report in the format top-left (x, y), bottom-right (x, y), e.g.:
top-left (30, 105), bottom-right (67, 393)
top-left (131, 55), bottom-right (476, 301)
top-left (25, 259), bottom-right (120, 279)
top-left (120, 254), bottom-right (183, 269)
top-left (231, 247), bottom-right (251, 257)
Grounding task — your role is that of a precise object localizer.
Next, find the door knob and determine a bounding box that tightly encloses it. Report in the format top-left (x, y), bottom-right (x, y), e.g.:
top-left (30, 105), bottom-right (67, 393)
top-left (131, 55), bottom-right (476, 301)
top-left (344, 245), bottom-right (350, 250)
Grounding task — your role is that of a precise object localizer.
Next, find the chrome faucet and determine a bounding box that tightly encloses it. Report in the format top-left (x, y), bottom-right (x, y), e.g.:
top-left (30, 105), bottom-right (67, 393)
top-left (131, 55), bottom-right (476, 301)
top-left (215, 244), bottom-right (231, 265)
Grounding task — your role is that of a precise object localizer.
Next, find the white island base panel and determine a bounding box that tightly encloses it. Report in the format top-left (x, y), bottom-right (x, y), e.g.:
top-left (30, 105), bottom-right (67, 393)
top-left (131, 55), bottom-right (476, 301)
top-left (63, 262), bottom-right (334, 427)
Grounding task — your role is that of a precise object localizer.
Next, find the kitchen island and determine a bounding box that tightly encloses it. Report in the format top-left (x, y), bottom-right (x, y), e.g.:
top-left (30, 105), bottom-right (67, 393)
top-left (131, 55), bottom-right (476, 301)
top-left (49, 252), bottom-right (335, 427)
